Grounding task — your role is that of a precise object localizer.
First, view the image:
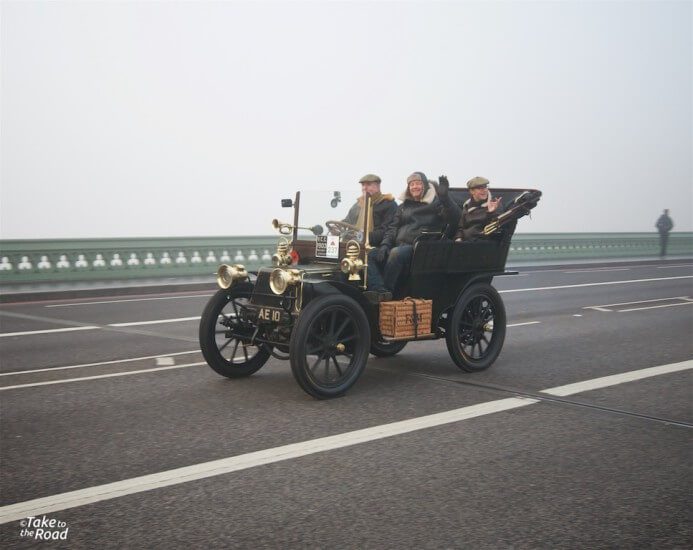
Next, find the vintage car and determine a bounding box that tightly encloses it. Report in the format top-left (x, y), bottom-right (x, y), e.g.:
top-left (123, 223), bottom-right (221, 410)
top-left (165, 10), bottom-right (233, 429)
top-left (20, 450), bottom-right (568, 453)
top-left (199, 186), bottom-right (541, 399)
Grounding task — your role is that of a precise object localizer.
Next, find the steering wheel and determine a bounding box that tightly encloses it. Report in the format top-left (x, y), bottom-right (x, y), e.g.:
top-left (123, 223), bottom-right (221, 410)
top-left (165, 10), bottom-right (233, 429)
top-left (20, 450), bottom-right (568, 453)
top-left (325, 220), bottom-right (362, 241)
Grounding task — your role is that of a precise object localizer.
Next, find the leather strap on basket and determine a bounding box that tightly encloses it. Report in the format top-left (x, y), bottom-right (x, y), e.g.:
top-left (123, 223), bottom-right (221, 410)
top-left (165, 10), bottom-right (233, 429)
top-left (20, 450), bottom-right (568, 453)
top-left (404, 297), bottom-right (419, 338)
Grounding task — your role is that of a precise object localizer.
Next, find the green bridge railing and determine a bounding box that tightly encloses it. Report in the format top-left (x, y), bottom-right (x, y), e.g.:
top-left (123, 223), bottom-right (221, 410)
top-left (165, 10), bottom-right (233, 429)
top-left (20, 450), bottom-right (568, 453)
top-left (1, 233), bottom-right (691, 284)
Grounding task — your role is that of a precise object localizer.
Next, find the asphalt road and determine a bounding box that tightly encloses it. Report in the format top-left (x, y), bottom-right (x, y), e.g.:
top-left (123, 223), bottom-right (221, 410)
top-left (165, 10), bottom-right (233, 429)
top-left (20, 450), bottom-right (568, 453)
top-left (1, 260), bottom-right (692, 549)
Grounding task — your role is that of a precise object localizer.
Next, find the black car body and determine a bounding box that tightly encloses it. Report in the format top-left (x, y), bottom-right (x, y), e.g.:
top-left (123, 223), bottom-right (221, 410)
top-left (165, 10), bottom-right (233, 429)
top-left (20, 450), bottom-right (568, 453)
top-left (199, 186), bottom-right (541, 399)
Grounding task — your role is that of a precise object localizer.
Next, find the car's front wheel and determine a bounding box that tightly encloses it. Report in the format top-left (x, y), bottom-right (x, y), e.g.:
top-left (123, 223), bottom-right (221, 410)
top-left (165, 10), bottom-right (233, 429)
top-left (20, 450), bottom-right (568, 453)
top-left (199, 284), bottom-right (271, 378)
top-left (289, 294), bottom-right (371, 399)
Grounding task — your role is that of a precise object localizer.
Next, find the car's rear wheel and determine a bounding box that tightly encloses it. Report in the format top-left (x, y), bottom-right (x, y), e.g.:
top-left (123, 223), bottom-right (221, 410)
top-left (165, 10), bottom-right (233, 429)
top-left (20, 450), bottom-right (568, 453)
top-left (199, 284), bottom-right (271, 378)
top-left (290, 294), bottom-right (370, 399)
top-left (445, 283), bottom-right (506, 372)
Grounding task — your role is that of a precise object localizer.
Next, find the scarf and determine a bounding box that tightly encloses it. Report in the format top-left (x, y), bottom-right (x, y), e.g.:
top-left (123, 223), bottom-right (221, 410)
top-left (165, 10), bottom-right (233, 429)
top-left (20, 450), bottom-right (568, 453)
top-left (355, 191), bottom-right (386, 229)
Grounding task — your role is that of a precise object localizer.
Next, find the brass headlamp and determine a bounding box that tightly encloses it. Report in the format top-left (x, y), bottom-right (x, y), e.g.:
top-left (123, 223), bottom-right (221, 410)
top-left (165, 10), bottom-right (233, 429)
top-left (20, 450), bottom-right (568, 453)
top-left (216, 264), bottom-right (248, 289)
top-left (269, 268), bottom-right (302, 295)
top-left (340, 240), bottom-right (364, 281)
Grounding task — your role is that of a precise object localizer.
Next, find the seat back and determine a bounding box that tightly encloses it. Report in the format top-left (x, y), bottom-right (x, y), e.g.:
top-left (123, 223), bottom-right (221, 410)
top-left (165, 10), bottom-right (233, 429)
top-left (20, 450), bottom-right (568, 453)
top-left (410, 238), bottom-right (511, 276)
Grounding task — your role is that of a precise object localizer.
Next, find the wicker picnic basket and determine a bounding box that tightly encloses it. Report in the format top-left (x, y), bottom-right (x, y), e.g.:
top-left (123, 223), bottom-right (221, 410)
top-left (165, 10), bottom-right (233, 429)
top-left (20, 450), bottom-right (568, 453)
top-left (379, 298), bottom-right (433, 339)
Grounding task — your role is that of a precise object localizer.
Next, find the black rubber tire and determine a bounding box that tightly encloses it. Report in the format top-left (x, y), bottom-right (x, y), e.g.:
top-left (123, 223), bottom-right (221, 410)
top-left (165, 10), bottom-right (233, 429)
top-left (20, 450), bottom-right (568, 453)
top-left (290, 294), bottom-right (371, 399)
top-left (370, 339), bottom-right (408, 357)
top-left (445, 283), bottom-right (506, 372)
top-left (199, 284), bottom-right (271, 378)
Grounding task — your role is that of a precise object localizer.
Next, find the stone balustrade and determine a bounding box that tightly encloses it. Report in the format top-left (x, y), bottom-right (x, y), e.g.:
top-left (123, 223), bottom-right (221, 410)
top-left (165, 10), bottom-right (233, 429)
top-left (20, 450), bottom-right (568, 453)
top-left (1, 233), bottom-right (691, 284)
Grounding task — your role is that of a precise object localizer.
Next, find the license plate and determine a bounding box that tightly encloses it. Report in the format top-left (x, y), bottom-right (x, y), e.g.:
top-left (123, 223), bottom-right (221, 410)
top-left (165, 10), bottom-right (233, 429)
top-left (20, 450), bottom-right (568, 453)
top-left (257, 306), bottom-right (283, 322)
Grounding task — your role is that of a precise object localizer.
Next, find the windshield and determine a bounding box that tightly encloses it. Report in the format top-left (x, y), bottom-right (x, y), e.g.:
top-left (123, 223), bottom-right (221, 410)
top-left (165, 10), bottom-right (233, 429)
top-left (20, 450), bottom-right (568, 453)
top-left (273, 189), bottom-right (367, 242)
top-left (299, 189), bottom-right (360, 237)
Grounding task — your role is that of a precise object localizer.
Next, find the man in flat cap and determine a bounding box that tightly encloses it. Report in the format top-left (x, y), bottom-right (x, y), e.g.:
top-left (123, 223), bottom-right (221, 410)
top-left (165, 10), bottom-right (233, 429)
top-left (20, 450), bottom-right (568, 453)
top-left (342, 174), bottom-right (397, 247)
top-left (454, 176), bottom-right (504, 242)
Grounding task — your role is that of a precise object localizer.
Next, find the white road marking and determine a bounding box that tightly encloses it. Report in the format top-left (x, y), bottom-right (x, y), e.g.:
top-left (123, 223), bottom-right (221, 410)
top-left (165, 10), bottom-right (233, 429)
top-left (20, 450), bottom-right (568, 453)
top-left (0, 326), bottom-right (99, 338)
top-left (585, 296), bottom-right (689, 309)
top-left (3, 275), bottom-right (690, 338)
top-left (0, 362), bottom-right (206, 391)
top-left (0, 350), bottom-right (200, 377)
top-left (618, 302), bottom-right (693, 313)
top-left (0, 324), bottom-right (538, 386)
top-left (542, 360), bottom-right (693, 396)
top-left (0, 397), bottom-right (537, 523)
top-left (521, 263), bottom-right (691, 274)
top-left (507, 321), bottom-right (541, 327)
top-left (109, 316), bottom-right (200, 327)
top-left (0, 316), bottom-right (201, 337)
top-left (583, 296), bottom-right (691, 313)
top-left (563, 267), bottom-right (630, 273)
top-left (1, 359), bottom-right (690, 524)
top-left (46, 294), bottom-right (213, 307)
top-left (499, 275), bottom-right (693, 293)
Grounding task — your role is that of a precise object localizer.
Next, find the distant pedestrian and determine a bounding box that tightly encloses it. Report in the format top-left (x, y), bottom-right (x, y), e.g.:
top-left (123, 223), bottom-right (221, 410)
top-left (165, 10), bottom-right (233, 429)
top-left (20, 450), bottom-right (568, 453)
top-left (655, 209), bottom-right (674, 257)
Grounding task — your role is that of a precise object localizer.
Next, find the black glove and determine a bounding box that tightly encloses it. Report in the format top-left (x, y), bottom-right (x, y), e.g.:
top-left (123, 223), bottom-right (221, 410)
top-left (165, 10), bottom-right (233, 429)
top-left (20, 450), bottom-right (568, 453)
top-left (436, 175), bottom-right (449, 197)
top-left (374, 245), bottom-right (389, 263)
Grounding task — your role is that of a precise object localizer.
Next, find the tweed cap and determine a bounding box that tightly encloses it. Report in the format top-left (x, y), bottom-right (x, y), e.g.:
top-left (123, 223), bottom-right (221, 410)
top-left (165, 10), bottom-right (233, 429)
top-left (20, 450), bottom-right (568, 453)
top-left (358, 174), bottom-right (381, 184)
top-left (466, 176), bottom-right (490, 189)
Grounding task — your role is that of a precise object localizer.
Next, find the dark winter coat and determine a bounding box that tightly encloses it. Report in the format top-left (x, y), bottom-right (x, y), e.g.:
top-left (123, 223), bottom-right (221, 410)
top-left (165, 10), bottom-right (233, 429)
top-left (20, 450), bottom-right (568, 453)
top-left (382, 186), bottom-right (458, 248)
top-left (454, 193), bottom-right (505, 242)
top-left (343, 194), bottom-right (397, 246)
top-left (655, 213), bottom-right (673, 235)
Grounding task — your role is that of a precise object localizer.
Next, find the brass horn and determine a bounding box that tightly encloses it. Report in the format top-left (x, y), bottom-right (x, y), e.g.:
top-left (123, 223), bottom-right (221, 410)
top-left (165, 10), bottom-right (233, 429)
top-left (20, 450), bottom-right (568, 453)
top-left (272, 219), bottom-right (294, 235)
top-left (216, 264), bottom-right (248, 289)
top-left (272, 219), bottom-right (323, 236)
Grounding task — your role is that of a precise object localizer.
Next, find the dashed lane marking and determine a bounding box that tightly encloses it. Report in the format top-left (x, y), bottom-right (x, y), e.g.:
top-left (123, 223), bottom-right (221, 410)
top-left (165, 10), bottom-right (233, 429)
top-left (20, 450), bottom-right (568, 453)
top-left (0, 322), bottom-right (539, 388)
top-left (0, 316), bottom-right (201, 337)
top-left (0, 350), bottom-right (200, 377)
top-left (0, 359), bottom-right (689, 524)
top-left (618, 302), bottom-right (693, 312)
top-left (109, 316), bottom-right (200, 327)
top-left (583, 296), bottom-right (692, 313)
top-left (0, 326), bottom-right (99, 338)
top-left (3, 275), bottom-right (690, 338)
top-left (0, 362), bottom-right (206, 391)
top-left (45, 294), bottom-right (213, 307)
top-left (499, 275), bottom-right (693, 293)
top-left (0, 316), bottom-right (541, 339)
top-left (563, 267), bottom-right (630, 273)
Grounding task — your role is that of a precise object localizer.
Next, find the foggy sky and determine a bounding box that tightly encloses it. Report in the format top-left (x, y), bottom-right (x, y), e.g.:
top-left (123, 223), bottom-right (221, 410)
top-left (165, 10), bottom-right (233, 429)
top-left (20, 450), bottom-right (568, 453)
top-left (1, 0), bottom-right (691, 239)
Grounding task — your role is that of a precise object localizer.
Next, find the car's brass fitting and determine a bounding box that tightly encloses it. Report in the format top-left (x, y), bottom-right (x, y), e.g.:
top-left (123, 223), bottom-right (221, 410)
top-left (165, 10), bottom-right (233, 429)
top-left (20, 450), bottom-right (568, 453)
top-left (272, 237), bottom-right (292, 267)
top-left (340, 240), bottom-right (364, 281)
top-left (269, 267), bottom-right (302, 295)
top-left (216, 264), bottom-right (248, 289)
